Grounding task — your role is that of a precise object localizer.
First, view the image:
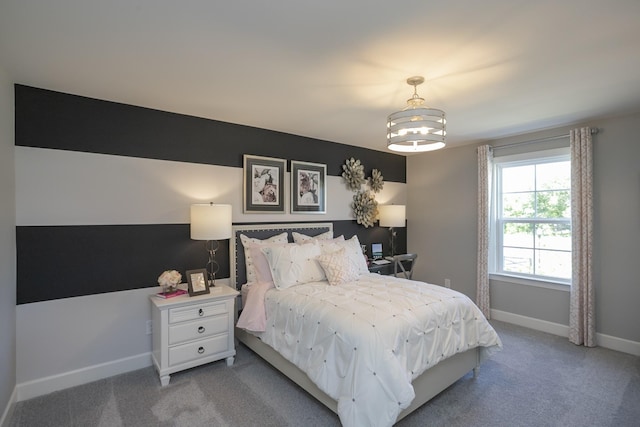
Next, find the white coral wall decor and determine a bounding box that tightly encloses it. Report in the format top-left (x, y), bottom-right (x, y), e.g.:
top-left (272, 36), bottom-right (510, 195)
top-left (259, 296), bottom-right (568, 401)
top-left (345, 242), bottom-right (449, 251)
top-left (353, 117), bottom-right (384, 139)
top-left (370, 169), bottom-right (384, 193)
top-left (352, 190), bottom-right (379, 228)
top-left (341, 158), bottom-right (385, 226)
top-left (341, 157), bottom-right (366, 191)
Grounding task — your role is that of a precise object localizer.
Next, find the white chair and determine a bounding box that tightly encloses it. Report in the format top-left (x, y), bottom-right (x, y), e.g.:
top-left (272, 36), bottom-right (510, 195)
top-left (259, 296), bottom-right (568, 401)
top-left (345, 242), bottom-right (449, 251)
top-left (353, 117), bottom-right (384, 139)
top-left (390, 253), bottom-right (417, 279)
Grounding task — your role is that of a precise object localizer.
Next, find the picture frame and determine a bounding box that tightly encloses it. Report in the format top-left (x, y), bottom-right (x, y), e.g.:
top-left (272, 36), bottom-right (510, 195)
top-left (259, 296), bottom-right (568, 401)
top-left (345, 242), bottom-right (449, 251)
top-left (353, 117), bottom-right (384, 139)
top-left (371, 243), bottom-right (383, 259)
top-left (186, 268), bottom-right (210, 296)
top-left (243, 154), bottom-right (286, 213)
top-left (291, 160), bottom-right (326, 214)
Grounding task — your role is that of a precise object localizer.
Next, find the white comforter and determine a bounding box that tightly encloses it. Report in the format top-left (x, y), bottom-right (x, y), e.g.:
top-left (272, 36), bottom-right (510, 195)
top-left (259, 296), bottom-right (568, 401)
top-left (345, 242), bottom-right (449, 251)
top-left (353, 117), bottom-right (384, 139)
top-left (257, 274), bottom-right (502, 427)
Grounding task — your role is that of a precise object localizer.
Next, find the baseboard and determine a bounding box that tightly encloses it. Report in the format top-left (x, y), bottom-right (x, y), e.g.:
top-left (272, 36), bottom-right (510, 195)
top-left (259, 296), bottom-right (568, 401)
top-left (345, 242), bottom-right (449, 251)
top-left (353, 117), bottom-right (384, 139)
top-left (596, 333), bottom-right (640, 357)
top-left (16, 352), bottom-right (152, 402)
top-left (490, 309), bottom-right (569, 337)
top-left (0, 387), bottom-right (17, 427)
top-left (491, 309), bottom-right (640, 356)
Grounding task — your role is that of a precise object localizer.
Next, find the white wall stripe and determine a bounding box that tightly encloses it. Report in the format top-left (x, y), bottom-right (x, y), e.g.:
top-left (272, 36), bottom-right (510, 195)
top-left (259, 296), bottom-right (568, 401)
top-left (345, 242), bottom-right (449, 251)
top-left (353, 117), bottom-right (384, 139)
top-left (16, 146), bottom-right (406, 226)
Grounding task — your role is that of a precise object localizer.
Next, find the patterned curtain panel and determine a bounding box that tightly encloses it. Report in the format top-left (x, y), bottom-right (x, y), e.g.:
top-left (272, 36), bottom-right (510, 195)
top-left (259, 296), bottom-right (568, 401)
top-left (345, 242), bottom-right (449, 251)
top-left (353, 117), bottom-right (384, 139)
top-left (569, 127), bottom-right (596, 347)
top-left (476, 145), bottom-right (493, 319)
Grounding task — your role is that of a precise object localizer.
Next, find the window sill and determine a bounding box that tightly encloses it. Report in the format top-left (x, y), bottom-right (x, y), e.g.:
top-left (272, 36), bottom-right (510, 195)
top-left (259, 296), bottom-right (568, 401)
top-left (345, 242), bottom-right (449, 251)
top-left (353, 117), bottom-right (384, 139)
top-left (489, 273), bottom-right (570, 292)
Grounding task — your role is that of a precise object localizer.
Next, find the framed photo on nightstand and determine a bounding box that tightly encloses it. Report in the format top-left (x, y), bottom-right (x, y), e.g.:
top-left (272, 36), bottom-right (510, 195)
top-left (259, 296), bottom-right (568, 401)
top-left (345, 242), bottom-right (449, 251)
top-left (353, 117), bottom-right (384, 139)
top-left (186, 269), bottom-right (210, 296)
top-left (371, 243), bottom-right (383, 259)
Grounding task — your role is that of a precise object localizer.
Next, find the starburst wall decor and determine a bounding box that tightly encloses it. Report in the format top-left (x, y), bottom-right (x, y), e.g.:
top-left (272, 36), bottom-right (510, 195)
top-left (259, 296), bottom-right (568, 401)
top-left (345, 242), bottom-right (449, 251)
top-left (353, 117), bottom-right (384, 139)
top-left (341, 158), bottom-right (385, 228)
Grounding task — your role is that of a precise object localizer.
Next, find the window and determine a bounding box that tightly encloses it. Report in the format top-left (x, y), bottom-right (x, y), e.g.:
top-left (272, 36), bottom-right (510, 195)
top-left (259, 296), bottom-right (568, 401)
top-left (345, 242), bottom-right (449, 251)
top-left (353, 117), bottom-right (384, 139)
top-left (491, 148), bottom-right (571, 285)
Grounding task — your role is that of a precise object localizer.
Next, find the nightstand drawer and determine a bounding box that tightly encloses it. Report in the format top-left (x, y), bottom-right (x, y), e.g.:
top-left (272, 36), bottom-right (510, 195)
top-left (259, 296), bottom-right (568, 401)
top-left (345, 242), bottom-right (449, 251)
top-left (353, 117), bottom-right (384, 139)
top-left (169, 334), bottom-right (229, 366)
top-left (169, 314), bottom-right (228, 345)
top-left (169, 301), bottom-right (228, 324)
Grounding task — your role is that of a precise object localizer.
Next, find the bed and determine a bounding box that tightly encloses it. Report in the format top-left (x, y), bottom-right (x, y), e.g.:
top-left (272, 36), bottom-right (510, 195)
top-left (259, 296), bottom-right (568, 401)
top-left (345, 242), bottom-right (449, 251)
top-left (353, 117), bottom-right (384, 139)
top-left (231, 222), bottom-right (501, 427)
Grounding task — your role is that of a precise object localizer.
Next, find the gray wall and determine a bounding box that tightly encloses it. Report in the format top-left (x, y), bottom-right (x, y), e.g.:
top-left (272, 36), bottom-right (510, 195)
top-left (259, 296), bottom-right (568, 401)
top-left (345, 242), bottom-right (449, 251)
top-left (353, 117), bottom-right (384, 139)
top-left (0, 69), bottom-right (16, 419)
top-left (407, 112), bottom-right (640, 343)
top-left (406, 142), bottom-right (478, 297)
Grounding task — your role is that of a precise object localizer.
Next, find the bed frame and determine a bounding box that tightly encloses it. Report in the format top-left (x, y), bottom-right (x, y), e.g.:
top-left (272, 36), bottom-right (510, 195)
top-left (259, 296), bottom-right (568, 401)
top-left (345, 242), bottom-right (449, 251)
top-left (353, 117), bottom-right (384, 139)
top-left (231, 222), bottom-right (480, 423)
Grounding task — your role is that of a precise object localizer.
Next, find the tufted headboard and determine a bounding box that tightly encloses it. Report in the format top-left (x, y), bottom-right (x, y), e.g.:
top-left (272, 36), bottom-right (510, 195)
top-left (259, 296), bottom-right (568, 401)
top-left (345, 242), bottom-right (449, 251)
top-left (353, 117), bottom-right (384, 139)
top-left (230, 222), bottom-right (333, 290)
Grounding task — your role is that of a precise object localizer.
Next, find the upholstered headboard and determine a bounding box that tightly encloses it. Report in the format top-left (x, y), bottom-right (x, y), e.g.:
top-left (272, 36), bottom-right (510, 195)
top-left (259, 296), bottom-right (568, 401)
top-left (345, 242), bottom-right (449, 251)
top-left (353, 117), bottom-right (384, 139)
top-left (230, 222), bottom-right (333, 290)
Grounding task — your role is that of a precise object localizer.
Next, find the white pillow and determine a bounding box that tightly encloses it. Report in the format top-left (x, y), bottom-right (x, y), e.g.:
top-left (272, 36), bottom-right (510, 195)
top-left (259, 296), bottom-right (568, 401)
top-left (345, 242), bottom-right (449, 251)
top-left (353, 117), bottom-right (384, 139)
top-left (261, 242), bottom-right (325, 289)
top-left (314, 235), bottom-right (345, 253)
top-left (322, 235), bottom-right (369, 275)
top-left (317, 248), bottom-right (360, 286)
top-left (292, 230), bottom-right (333, 243)
top-left (240, 232), bottom-right (288, 283)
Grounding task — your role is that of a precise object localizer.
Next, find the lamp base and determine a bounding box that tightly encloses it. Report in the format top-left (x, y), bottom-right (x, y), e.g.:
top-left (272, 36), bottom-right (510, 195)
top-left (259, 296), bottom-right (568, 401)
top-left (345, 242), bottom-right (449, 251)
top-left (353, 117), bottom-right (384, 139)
top-left (205, 240), bottom-right (220, 286)
top-left (388, 227), bottom-right (397, 257)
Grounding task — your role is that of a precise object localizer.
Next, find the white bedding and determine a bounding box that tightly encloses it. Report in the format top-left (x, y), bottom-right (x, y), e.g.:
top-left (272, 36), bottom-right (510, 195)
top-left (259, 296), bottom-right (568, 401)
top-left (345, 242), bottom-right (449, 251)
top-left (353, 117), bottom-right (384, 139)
top-left (252, 273), bottom-right (502, 427)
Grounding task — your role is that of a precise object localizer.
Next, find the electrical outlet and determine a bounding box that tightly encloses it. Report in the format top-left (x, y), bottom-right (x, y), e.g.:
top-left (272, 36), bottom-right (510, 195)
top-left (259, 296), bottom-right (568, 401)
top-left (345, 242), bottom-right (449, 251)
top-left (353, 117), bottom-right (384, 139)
top-left (444, 278), bottom-right (451, 288)
top-left (146, 320), bottom-right (152, 335)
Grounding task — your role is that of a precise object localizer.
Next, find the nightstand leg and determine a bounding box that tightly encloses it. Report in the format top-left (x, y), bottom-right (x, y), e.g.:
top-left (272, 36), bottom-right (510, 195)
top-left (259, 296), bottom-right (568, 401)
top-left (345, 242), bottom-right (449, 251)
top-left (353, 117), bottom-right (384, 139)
top-left (226, 356), bottom-right (235, 366)
top-left (160, 375), bottom-right (171, 386)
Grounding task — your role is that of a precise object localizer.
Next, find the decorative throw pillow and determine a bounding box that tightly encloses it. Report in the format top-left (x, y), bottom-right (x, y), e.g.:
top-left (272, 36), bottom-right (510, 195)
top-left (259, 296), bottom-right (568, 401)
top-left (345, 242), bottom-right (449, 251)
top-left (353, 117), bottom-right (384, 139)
top-left (240, 232), bottom-right (288, 283)
top-left (317, 248), bottom-right (360, 286)
top-left (292, 230), bottom-right (334, 243)
top-left (260, 242), bottom-right (325, 289)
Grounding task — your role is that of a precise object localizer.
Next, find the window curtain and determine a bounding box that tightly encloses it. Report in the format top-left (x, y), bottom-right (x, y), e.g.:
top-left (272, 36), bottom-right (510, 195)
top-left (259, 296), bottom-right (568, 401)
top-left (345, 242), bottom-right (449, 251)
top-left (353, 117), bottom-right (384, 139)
top-left (476, 145), bottom-right (493, 319)
top-left (569, 127), bottom-right (596, 346)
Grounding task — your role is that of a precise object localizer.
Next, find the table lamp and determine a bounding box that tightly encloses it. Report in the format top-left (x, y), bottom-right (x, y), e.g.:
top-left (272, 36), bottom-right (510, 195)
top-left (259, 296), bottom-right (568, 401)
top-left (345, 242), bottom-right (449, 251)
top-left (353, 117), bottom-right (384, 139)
top-left (190, 203), bottom-right (232, 286)
top-left (378, 204), bottom-right (406, 256)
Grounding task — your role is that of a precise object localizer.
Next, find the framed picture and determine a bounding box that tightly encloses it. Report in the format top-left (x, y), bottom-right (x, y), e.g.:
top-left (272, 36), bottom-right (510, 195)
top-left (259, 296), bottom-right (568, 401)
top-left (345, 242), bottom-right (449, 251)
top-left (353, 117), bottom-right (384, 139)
top-left (291, 160), bottom-right (326, 214)
top-left (243, 154), bottom-right (286, 213)
top-left (186, 269), bottom-right (210, 296)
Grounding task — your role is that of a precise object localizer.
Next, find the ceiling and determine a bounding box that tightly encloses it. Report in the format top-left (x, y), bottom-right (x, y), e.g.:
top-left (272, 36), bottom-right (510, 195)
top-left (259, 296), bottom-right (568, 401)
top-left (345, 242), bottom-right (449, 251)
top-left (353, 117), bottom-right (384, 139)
top-left (2, 1), bottom-right (640, 154)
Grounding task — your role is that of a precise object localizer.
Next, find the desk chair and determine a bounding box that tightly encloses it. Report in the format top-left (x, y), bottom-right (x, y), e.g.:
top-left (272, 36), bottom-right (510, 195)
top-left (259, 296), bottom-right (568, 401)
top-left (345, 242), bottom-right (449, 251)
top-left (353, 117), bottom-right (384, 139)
top-left (390, 253), bottom-right (417, 279)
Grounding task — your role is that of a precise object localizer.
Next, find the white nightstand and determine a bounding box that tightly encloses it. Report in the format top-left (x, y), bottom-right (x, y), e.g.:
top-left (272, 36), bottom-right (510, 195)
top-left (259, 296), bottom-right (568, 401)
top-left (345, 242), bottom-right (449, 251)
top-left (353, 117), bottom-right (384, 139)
top-left (150, 285), bottom-right (239, 386)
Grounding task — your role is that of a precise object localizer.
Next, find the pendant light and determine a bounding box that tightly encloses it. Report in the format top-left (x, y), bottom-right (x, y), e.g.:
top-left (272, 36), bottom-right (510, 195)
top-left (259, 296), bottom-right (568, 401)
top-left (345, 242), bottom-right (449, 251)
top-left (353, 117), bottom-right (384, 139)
top-left (387, 76), bottom-right (446, 152)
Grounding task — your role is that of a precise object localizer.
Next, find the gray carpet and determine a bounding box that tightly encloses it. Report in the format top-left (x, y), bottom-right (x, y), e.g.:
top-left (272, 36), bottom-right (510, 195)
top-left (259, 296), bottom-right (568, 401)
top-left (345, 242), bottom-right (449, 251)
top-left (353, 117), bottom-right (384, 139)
top-left (8, 321), bottom-right (640, 426)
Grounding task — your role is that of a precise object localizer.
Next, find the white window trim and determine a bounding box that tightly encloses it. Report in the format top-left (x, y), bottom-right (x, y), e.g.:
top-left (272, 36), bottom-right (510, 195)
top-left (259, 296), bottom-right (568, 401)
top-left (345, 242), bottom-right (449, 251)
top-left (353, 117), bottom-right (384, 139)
top-left (490, 147), bottom-right (572, 286)
top-left (489, 273), bottom-right (570, 292)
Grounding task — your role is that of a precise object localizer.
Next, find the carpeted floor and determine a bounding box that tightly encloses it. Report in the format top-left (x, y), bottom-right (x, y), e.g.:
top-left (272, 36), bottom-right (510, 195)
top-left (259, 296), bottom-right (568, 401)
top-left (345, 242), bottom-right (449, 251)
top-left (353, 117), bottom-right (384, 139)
top-left (8, 321), bottom-right (640, 426)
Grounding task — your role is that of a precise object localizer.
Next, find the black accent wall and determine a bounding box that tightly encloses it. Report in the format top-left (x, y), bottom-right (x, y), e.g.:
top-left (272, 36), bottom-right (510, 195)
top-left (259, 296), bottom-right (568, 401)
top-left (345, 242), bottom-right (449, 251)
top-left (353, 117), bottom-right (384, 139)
top-left (15, 85), bottom-right (407, 304)
top-left (15, 85), bottom-right (405, 181)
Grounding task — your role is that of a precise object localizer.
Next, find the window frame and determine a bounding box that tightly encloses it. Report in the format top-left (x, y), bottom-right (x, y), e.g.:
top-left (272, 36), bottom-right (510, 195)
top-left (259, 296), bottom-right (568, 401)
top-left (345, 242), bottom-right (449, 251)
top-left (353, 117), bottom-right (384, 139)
top-left (490, 147), bottom-right (571, 287)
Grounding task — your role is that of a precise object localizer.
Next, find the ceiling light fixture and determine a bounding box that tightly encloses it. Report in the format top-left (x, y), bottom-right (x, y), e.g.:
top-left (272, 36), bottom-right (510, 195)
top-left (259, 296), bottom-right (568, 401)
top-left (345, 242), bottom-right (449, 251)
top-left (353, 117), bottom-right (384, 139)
top-left (387, 76), bottom-right (446, 152)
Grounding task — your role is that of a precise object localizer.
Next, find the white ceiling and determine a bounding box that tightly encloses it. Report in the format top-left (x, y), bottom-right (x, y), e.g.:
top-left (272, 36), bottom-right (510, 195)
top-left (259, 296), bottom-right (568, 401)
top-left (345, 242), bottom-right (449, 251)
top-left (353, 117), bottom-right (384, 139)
top-left (2, 1), bottom-right (640, 153)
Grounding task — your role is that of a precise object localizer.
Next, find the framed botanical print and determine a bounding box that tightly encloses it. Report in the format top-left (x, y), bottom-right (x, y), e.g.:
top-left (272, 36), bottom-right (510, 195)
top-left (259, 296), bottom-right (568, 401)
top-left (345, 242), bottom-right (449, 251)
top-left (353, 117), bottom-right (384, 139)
top-left (186, 268), bottom-right (210, 296)
top-left (291, 160), bottom-right (326, 214)
top-left (243, 154), bottom-right (286, 213)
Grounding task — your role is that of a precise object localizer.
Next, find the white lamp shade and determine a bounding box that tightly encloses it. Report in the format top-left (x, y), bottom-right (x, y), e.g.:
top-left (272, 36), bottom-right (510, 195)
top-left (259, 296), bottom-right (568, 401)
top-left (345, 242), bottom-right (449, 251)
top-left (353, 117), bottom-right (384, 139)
top-left (378, 205), bottom-right (406, 228)
top-left (190, 204), bottom-right (232, 240)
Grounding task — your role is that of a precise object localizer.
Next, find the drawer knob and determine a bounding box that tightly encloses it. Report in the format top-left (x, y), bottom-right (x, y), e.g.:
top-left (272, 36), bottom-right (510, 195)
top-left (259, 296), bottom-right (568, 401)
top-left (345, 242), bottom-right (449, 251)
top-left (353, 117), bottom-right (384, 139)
top-left (198, 308), bottom-right (204, 316)
top-left (198, 346), bottom-right (205, 354)
top-left (198, 326), bottom-right (205, 334)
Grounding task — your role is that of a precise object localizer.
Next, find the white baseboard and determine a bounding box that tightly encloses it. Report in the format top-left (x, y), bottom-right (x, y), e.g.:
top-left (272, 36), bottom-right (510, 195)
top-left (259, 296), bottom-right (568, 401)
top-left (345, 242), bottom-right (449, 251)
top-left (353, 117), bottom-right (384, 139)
top-left (16, 352), bottom-right (152, 402)
top-left (0, 387), bottom-right (17, 427)
top-left (491, 309), bottom-right (640, 356)
top-left (596, 333), bottom-right (640, 356)
top-left (490, 309), bottom-right (569, 337)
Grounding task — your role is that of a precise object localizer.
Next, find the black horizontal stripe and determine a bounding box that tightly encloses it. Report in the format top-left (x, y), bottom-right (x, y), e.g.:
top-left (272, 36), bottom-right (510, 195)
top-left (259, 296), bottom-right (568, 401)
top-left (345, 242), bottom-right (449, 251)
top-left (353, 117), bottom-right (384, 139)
top-left (16, 221), bottom-right (406, 304)
top-left (15, 84), bottom-right (406, 182)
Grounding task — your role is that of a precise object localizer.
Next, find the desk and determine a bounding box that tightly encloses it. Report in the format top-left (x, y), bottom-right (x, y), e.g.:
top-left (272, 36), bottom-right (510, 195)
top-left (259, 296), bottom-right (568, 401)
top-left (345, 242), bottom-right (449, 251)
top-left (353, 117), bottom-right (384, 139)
top-left (368, 261), bottom-right (395, 275)
top-left (368, 256), bottom-right (415, 276)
